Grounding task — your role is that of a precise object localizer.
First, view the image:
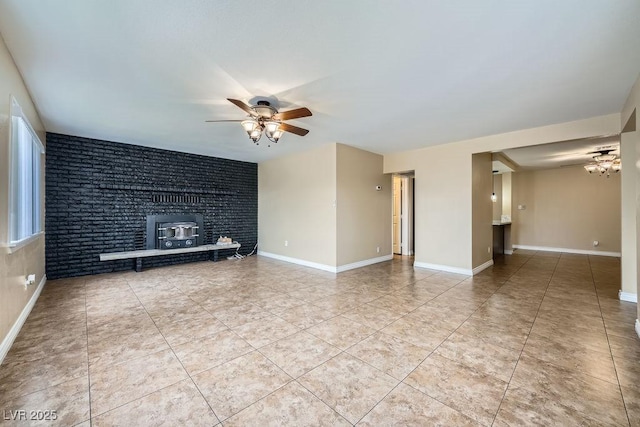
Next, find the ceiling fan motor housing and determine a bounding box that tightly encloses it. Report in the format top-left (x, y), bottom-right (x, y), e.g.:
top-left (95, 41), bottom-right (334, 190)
top-left (254, 100), bottom-right (277, 118)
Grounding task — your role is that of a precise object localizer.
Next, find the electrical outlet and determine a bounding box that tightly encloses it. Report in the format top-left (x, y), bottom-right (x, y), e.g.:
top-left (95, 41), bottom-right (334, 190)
top-left (284, 240), bottom-right (288, 247)
top-left (487, 246), bottom-right (491, 254)
top-left (376, 247), bottom-right (380, 253)
top-left (25, 274), bottom-right (36, 287)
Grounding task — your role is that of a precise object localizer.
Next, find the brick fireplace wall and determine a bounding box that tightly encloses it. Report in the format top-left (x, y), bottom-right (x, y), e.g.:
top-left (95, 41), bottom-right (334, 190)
top-left (45, 133), bottom-right (257, 279)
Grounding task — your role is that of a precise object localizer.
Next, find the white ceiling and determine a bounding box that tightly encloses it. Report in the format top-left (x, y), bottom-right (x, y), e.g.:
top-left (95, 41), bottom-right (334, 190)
top-left (501, 135), bottom-right (620, 170)
top-left (1, 0), bottom-right (639, 163)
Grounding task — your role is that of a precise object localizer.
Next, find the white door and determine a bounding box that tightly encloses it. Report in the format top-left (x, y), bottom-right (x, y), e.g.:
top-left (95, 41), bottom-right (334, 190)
top-left (393, 176), bottom-right (402, 254)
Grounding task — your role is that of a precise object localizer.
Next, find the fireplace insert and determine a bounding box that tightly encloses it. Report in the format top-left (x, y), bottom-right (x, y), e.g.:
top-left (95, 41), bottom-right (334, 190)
top-left (146, 214), bottom-right (204, 250)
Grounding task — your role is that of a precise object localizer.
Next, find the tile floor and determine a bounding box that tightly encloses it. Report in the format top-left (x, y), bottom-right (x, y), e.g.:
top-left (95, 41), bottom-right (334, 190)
top-left (0, 251), bottom-right (638, 426)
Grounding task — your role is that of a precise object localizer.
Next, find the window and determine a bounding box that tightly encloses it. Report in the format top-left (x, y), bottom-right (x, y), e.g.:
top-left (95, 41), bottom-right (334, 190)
top-left (8, 96), bottom-right (44, 247)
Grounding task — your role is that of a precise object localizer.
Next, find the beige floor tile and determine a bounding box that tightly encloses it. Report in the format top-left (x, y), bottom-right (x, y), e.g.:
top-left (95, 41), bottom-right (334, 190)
top-left (404, 353), bottom-right (507, 426)
top-left (455, 317), bottom-right (529, 352)
top-left (89, 349), bottom-right (188, 416)
top-left (259, 331), bottom-right (341, 378)
top-left (0, 376), bottom-right (89, 427)
top-left (379, 316), bottom-right (452, 351)
top-left (254, 293), bottom-right (307, 314)
top-left (86, 302), bottom-right (147, 329)
top-left (493, 385), bottom-right (604, 426)
top-left (306, 315), bottom-right (375, 350)
top-left (435, 332), bottom-right (520, 382)
top-left (470, 305), bottom-right (536, 328)
top-left (607, 333), bottom-right (640, 360)
top-left (340, 305), bottom-right (401, 330)
top-left (347, 331), bottom-right (431, 380)
top-left (4, 253), bottom-right (634, 425)
top-left (153, 308), bottom-right (228, 347)
top-left (0, 347), bottom-right (88, 400)
top-left (298, 352), bottom-right (398, 424)
top-left (224, 381), bottom-right (350, 427)
top-left (275, 303), bottom-right (336, 329)
top-left (172, 329), bottom-right (254, 375)
top-left (604, 317), bottom-right (639, 339)
top-left (522, 333), bottom-right (618, 384)
top-left (231, 314), bottom-right (300, 348)
top-left (407, 304), bottom-right (472, 329)
top-left (310, 294), bottom-right (363, 314)
top-left (7, 330), bottom-right (88, 363)
top-left (88, 327), bottom-right (169, 368)
top-left (622, 384), bottom-right (640, 427)
top-left (286, 286), bottom-right (340, 302)
top-left (193, 351), bottom-right (291, 421)
top-left (366, 294), bottom-right (424, 315)
top-left (613, 356), bottom-right (640, 389)
top-left (209, 302), bottom-right (270, 328)
top-left (358, 383), bottom-right (480, 426)
top-left (510, 353), bottom-right (628, 426)
top-left (91, 379), bottom-right (218, 427)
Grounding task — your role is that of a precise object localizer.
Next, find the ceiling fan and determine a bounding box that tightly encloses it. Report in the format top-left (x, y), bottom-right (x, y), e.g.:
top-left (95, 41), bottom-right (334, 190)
top-left (584, 146), bottom-right (621, 176)
top-left (206, 98), bottom-right (312, 145)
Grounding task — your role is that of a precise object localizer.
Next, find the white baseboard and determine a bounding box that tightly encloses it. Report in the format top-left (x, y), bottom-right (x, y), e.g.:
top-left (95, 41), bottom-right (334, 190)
top-left (472, 259), bottom-right (494, 275)
top-left (413, 261), bottom-right (472, 276)
top-left (504, 249), bottom-right (514, 255)
top-left (619, 290), bottom-right (638, 303)
top-left (636, 319), bottom-right (640, 339)
top-left (257, 252), bottom-right (393, 273)
top-left (0, 275), bottom-right (46, 365)
top-left (512, 245), bottom-right (621, 257)
top-left (336, 254), bottom-right (394, 273)
top-left (258, 251), bottom-right (336, 273)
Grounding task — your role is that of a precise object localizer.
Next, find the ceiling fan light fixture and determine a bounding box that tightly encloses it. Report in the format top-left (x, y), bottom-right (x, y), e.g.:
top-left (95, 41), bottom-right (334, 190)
top-left (241, 119), bottom-right (259, 135)
top-left (267, 129), bottom-right (284, 143)
top-left (210, 98), bottom-right (311, 146)
top-left (584, 164), bottom-right (599, 173)
top-left (600, 160), bottom-right (613, 170)
top-left (265, 121), bottom-right (280, 134)
top-left (584, 147), bottom-right (621, 177)
top-left (594, 154), bottom-right (616, 162)
top-left (249, 128), bottom-right (262, 143)
top-left (612, 160), bottom-right (621, 172)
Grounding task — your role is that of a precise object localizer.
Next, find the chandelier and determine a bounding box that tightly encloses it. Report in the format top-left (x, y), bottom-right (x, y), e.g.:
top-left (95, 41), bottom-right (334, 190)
top-left (584, 149), bottom-right (621, 177)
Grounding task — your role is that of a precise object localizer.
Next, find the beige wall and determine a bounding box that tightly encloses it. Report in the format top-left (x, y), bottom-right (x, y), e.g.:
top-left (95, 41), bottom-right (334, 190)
top-left (336, 144), bottom-right (391, 266)
top-left (511, 166), bottom-right (621, 254)
top-left (619, 73), bottom-right (639, 312)
top-left (258, 143), bottom-right (337, 267)
top-left (620, 131), bottom-right (637, 294)
top-left (384, 114), bottom-right (620, 272)
top-left (502, 172), bottom-right (512, 220)
top-left (492, 173), bottom-right (502, 221)
top-left (0, 35), bottom-right (46, 350)
top-left (472, 153), bottom-right (493, 268)
top-left (258, 143), bottom-right (392, 270)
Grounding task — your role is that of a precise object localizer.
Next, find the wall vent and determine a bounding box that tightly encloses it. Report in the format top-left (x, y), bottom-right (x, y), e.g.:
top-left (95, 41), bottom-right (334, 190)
top-left (152, 194), bottom-right (200, 204)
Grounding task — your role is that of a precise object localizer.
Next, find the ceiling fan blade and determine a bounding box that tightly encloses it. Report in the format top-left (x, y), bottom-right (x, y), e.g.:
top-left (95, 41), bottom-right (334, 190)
top-left (273, 107), bottom-right (312, 121)
top-left (279, 122), bottom-right (309, 136)
top-left (227, 98), bottom-right (257, 116)
top-left (205, 119), bottom-right (244, 122)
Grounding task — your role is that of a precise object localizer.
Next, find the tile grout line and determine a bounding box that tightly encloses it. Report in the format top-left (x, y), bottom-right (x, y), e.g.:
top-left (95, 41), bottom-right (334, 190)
top-left (356, 260), bottom-right (521, 423)
top-left (354, 255), bottom-right (534, 424)
top-left (128, 277), bottom-right (227, 425)
top-left (83, 278), bottom-right (93, 427)
top-left (488, 252), bottom-right (559, 426)
top-left (588, 255), bottom-right (632, 427)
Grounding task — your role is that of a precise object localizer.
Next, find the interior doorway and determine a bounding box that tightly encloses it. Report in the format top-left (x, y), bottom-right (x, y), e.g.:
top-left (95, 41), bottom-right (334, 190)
top-left (392, 174), bottom-right (414, 255)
